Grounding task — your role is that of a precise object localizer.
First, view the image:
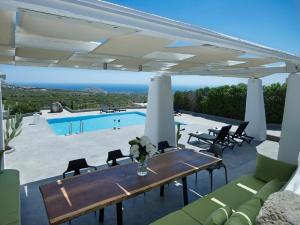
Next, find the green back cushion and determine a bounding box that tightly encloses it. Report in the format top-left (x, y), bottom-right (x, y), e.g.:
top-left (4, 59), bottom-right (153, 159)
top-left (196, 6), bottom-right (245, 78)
top-left (255, 154), bottom-right (296, 182)
top-left (255, 179), bottom-right (285, 202)
top-left (224, 198), bottom-right (261, 225)
top-left (204, 206), bottom-right (233, 225)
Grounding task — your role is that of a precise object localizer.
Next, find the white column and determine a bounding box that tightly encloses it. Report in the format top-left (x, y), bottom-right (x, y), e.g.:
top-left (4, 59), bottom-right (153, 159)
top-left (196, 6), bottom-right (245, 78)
top-left (144, 74), bottom-right (176, 147)
top-left (245, 78), bottom-right (267, 141)
top-left (0, 79), bottom-right (4, 169)
top-left (278, 73), bottom-right (300, 165)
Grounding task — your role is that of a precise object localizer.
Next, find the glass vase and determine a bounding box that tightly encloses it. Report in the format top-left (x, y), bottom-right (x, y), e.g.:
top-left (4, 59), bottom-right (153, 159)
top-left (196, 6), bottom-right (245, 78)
top-left (137, 159), bottom-right (148, 176)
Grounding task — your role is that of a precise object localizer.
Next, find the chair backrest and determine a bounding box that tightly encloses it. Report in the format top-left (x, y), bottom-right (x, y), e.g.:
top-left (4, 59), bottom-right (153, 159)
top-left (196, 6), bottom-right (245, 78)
top-left (158, 141), bottom-right (171, 153)
top-left (234, 121), bottom-right (249, 137)
top-left (106, 149), bottom-right (124, 166)
top-left (65, 158), bottom-right (89, 176)
top-left (214, 125), bottom-right (232, 144)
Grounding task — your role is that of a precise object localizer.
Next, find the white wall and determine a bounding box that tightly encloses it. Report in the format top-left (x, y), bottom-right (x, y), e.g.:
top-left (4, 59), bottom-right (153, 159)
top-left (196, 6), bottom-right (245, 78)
top-left (144, 75), bottom-right (176, 147)
top-left (278, 73), bottom-right (300, 165)
top-left (245, 78), bottom-right (267, 141)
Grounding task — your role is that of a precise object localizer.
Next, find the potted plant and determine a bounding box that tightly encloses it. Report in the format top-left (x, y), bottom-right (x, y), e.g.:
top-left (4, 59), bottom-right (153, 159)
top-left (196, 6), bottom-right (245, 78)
top-left (176, 124), bottom-right (186, 148)
top-left (0, 113), bottom-right (23, 170)
top-left (129, 136), bottom-right (156, 176)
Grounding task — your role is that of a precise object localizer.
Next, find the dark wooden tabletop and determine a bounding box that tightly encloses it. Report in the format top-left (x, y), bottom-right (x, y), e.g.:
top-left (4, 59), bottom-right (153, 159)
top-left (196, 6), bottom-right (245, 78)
top-left (40, 149), bottom-right (220, 225)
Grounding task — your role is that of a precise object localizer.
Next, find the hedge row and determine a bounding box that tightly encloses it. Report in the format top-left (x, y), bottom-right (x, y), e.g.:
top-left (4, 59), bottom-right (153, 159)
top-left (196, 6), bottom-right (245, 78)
top-left (174, 83), bottom-right (287, 124)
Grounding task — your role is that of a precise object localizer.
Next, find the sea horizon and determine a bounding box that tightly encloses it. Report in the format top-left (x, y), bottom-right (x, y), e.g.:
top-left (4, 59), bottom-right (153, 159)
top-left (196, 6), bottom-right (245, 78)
top-left (9, 82), bottom-right (206, 93)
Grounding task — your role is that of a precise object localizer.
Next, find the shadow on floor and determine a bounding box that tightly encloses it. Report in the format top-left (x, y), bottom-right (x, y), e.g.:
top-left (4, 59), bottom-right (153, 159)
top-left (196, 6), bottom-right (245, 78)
top-left (21, 142), bottom-right (260, 225)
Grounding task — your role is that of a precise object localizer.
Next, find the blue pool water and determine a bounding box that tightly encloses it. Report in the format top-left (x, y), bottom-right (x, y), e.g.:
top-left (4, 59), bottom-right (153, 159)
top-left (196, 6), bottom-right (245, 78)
top-left (47, 112), bottom-right (183, 136)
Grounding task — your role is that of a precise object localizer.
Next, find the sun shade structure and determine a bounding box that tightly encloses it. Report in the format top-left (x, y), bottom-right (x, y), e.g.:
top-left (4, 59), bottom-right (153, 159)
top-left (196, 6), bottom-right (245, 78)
top-left (0, 0), bottom-right (300, 77)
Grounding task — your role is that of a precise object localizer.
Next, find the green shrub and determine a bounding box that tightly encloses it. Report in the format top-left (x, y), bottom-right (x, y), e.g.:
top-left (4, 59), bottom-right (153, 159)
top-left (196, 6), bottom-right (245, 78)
top-left (174, 83), bottom-right (286, 124)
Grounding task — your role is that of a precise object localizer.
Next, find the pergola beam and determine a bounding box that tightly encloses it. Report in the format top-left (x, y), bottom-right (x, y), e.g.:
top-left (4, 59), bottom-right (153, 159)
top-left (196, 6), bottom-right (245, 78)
top-left (2, 0), bottom-right (300, 65)
top-left (171, 66), bottom-right (300, 78)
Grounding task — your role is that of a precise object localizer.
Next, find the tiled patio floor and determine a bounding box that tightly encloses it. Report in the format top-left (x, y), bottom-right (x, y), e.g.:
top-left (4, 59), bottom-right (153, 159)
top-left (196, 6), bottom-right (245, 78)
top-left (4, 109), bottom-right (279, 225)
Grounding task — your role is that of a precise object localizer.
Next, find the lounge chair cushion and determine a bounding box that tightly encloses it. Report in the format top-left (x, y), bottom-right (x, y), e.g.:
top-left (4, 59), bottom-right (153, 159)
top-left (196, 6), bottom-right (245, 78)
top-left (254, 179), bottom-right (285, 203)
top-left (204, 205), bottom-right (232, 225)
top-left (189, 132), bottom-right (216, 140)
top-left (0, 169), bottom-right (20, 225)
top-left (182, 175), bottom-right (265, 224)
top-left (224, 198), bottom-right (261, 225)
top-left (149, 210), bottom-right (201, 225)
top-left (255, 154), bottom-right (297, 182)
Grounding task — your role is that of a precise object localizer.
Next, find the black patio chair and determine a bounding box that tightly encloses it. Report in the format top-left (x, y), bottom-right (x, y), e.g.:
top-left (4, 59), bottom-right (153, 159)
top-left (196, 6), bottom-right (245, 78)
top-left (206, 143), bottom-right (228, 192)
top-left (157, 141), bottom-right (176, 196)
top-left (188, 125), bottom-right (232, 151)
top-left (62, 159), bottom-right (101, 222)
top-left (174, 107), bottom-right (181, 116)
top-left (106, 149), bottom-right (133, 167)
top-left (63, 158), bottom-right (97, 178)
top-left (157, 141), bottom-right (175, 154)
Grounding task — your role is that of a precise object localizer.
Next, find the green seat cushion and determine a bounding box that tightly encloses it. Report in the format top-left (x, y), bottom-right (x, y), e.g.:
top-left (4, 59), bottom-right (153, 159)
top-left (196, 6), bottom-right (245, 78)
top-left (182, 175), bottom-right (265, 224)
top-left (204, 206), bottom-right (233, 225)
top-left (254, 179), bottom-right (284, 202)
top-left (224, 198), bottom-right (261, 225)
top-left (149, 210), bottom-right (201, 225)
top-left (0, 169), bottom-right (20, 225)
top-left (255, 154), bottom-right (296, 182)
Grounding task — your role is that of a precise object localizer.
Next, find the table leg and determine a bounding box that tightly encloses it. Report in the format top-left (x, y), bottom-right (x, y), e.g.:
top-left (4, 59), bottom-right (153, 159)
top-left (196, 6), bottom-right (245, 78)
top-left (182, 177), bottom-right (188, 206)
top-left (99, 208), bottom-right (104, 223)
top-left (116, 202), bottom-right (123, 225)
top-left (160, 185), bottom-right (165, 196)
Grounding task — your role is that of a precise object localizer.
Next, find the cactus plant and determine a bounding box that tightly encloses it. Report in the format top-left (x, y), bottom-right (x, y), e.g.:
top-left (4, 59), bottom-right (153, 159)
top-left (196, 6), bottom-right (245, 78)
top-left (176, 124), bottom-right (185, 146)
top-left (0, 113), bottom-right (23, 169)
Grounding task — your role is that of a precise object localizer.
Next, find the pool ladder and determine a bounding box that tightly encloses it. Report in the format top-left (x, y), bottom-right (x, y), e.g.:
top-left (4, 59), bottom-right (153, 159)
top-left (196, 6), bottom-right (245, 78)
top-left (68, 121), bottom-right (84, 135)
top-left (79, 121), bottom-right (84, 133)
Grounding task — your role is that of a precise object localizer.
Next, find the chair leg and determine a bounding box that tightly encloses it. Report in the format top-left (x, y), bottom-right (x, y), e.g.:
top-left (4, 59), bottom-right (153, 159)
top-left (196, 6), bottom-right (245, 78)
top-left (223, 165), bottom-right (228, 184)
top-left (195, 172), bottom-right (198, 182)
top-left (160, 185), bottom-right (165, 197)
top-left (99, 208), bottom-right (104, 223)
top-left (187, 135), bottom-right (192, 143)
top-left (209, 170), bottom-right (213, 192)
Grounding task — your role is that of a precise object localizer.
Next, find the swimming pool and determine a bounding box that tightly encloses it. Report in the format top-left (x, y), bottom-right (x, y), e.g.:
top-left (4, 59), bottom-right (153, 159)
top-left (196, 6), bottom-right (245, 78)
top-left (47, 112), bottom-right (183, 136)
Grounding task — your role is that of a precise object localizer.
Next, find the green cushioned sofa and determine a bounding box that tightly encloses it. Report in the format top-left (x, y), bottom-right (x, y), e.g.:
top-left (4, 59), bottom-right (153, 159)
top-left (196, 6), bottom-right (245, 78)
top-left (150, 154), bottom-right (296, 225)
top-left (0, 169), bottom-right (21, 225)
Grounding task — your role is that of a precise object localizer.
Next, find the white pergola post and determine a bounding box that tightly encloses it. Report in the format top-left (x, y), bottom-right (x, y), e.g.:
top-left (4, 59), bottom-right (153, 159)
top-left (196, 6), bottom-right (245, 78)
top-left (245, 78), bottom-right (267, 141)
top-left (144, 74), bottom-right (176, 147)
top-left (278, 73), bottom-right (300, 165)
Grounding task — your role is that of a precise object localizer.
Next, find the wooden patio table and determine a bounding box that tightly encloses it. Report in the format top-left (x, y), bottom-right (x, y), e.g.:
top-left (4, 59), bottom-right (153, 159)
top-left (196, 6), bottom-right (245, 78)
top-left (40, 149), bottom-right (221, 225)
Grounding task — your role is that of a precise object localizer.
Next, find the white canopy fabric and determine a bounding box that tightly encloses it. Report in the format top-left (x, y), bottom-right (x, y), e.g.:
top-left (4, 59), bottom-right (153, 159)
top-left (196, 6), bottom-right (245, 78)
top-left (0, 0), bottom-right (299, 78)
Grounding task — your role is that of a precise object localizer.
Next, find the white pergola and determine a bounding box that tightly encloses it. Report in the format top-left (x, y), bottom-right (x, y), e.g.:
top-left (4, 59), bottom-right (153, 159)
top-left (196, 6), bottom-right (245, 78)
top-left (0, 0), bottom-right (300, 166)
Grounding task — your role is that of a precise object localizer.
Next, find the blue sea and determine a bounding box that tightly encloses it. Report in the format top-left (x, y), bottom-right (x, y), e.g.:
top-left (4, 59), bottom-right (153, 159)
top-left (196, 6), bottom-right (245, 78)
top-left (11, 83), bottom-right (202, 93)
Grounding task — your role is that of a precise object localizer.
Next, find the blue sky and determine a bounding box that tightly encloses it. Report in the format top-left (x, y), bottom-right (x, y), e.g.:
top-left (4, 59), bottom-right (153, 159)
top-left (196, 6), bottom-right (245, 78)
top-left (1, 0), bottom-right (300, 86)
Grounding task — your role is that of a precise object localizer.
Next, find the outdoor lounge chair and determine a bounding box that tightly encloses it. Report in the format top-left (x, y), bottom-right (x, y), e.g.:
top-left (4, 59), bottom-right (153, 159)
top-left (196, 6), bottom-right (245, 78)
top-left (209, 121), bottom-right (254, 146)
top-left (100, 105), bottom-right (115, 113)
top-left (187, 125), bottom-right (232, 151)
top-left (106, 149), bottom-right (133, 167)
top-left (112, 104), bottom-right (127, 112)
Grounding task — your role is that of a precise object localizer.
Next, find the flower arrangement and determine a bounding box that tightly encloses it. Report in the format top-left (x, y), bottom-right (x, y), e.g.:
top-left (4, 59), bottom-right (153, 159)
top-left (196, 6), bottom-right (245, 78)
top-left (129, 136), bottom-right (157, 176)
top-left (129, 136), bottom-right (156, 162)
